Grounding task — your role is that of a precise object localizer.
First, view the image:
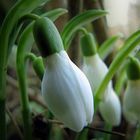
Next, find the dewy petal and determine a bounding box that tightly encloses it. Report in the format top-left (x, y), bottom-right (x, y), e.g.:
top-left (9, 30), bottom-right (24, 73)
top-left (123, 80), bottom-right (140, 124)
top-left (83, 54), bottom-right (112, 98)
top-left (42, 50), bottom-right (94, 132)
top-left (99, 89), bottom-right (121, 126)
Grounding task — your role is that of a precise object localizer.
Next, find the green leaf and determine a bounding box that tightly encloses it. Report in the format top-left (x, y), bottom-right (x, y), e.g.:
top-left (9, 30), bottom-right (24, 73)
top-left (61, 10), bottom-right (107, 49)
top-left (95, 29), bottom-right (140, 101)
top-left (98, 35), bottom-right (120, 59)
top-left (42, 8), bottom-right (68, 21)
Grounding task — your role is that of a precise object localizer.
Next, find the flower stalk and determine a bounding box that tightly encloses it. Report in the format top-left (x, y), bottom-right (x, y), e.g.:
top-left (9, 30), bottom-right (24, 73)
top-left (0, 0), bottom-right (51, 139)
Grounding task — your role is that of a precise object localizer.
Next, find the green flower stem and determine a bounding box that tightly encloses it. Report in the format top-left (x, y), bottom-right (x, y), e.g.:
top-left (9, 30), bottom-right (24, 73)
top-left (25, 53), bottom-right (45, 80)
top-left (78, 27), bottom-right (88, 35)
top-left (104, 124), bottom-right (112, 140)
top-left (75, 129), bottom-right (88, 140)
top-left (20, 14), bottom-right (40, 23)
top-left (0, 1), bottom-right (49, 139)
top-left (114, 63), bottom-right (127, 95)
top-left (8, 24), bottom-right (22, 56)
top-left (134, 127), bottom-right (140, 140)
top-left (16, 8), bottom-right (67, 139)
top-left (98, 35), bottom-right (120, 60)
top-left (95, 30), bottom-right (140, 104)
top-left (17, 25), bottom-right (34, 140)
top-left (25, 53), bottom-right (36, 62)
top-left (61, 10), bottom-right (107, 49)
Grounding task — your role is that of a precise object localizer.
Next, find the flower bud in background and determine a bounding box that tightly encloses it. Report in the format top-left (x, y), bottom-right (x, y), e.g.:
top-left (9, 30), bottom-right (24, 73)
top-left (123, 57), bottom-right (140, 124)
top-left (33, 17), bottom-right (94, 132)
top-left (80, 32), bottom-right (112, 99)
top-left (80, 32), bottom-right (121, 126)
top-left (99, 89), bottom-right (121, 126)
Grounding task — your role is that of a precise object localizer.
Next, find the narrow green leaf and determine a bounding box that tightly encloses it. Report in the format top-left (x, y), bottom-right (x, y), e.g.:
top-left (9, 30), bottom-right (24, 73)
top-left (95, 29), bottom-right (140, 101)
top-left (42, 8), bottom-right (68, 21)
top-left (98, 35), bottom-right (120, 59)
top-left (0, 1), bottom-right (50, 139)
top-left (0, 0), bottom-right (50, 57)
top-left (61, 10), bottom-right (107, 49)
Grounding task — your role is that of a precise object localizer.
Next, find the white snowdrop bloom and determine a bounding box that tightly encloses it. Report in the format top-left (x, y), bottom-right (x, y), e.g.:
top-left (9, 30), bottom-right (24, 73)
top-left (42, 50), bottom-right (94, 132)
top-left (80, 32), bottom-right (112, 98)
top-left (80, 32), bottom-right (121, 125)
top-left (123, 80), bottom-right (140, 124)
top-left (83, 54), bottom-right (112, 99)
top-left (123, 56), bottom-right (140, 124)
top-left (99, 89), bottom-right (121, 126)
top-left (33, 17), bottom-right (94, 132)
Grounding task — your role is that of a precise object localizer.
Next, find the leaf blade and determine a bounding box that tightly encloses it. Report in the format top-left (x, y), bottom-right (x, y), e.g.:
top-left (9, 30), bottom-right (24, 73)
top-left (61, 10), bottom-right (107, 49)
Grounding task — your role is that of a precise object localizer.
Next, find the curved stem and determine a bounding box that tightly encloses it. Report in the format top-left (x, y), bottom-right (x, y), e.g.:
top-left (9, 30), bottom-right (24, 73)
top-left (25, 53), bottom-right (45, 80)
top-left (19, 14), bottom-right (40, 24)
top-left (17, 24), bottom-right (34, 140)
top-left (114, 63), bottom-right (127, 95)
top-left (16, 8), bottom-right (66, 139)
top-left (95, 30), bottom-right (140, 102)
top-left (25, 52), bottom-right (36, 62)
top-left (78, 27), bottom-right (88, 35)
top-left (61, 10), bottom-right (107, 49)
top-left (0, 1), bottom-right (49, 139)
top-left (134, 126), bottom-right (140, 140)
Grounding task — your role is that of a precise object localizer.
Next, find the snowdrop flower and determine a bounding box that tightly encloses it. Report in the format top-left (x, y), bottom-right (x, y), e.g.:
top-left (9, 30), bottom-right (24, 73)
top-left (80, 32), bottom-right (121, 125)
top-left (82, 54), bottom-right (112, 98)
top-left (80, 33), bottom-right (112, 99)
top-left (123, 57), bottom-right (140, 124)
top-left (99, 89), bottom-right (121, 126)
top-left (123, 80), bottom-right (140, 124)
top-left (33, 17), bottom-right (94, 132)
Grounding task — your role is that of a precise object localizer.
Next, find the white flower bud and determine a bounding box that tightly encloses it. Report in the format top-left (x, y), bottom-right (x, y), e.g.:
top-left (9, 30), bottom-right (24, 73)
top-left (99, 89), bottom-right (121, 126)
top-left (123, 80), bottom-right (140, 124)
top-left (42, 50), bottom-right (94, 132)
top-left (82, 53), bottom-right (112, 99)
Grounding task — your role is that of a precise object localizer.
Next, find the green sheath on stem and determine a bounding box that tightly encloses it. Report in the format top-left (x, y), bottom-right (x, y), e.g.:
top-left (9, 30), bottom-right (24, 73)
top-left (33, 17), bottom-right (64, 57)
top-left (33, 57), bottom-right (45, 80)
top-left (126, 56), bottom-right (140, 80)
top-left (80, 33), bottom-right (97, 56)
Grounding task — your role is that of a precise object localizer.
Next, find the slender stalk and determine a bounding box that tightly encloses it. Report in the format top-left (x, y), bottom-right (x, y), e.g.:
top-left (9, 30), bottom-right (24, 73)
top-left (0, 1), bottom-right (49, 139)
top-left (114, 64), bottom-right (127, 95)
top-left (16, 9), bottom-right (68, 140)
top-left (104, 124), bottom-right (112, 140)
top-left (25, 53), bottom-right (45, 80)
top-left (75, 129), bottom-right (88, 140)
top-left (134, 127), bottom-right (140, 140)
top-left (16, 25), bottom-right (34, 140)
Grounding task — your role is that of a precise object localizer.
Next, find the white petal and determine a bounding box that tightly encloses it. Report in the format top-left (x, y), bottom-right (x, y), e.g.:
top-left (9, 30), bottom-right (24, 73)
top-left (99, 89), bottom-right (121, 126)
top-left (70, 61), bottom-right (94, 124)
top-left (82, 54), bottom-right (112, 99)
top-left (123, 80), bottom-right (140, 124)
top-left (42, 50), bottom-right (94, 132)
